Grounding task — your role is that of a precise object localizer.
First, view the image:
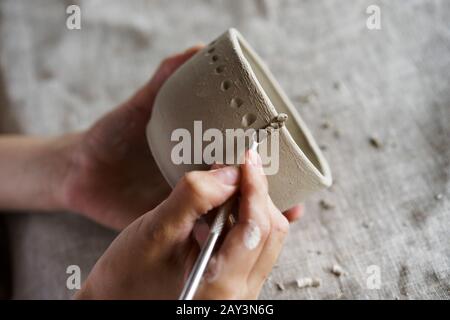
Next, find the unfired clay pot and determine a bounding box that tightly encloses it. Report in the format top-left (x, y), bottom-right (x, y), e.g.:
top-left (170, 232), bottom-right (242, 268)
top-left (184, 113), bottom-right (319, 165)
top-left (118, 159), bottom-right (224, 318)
top-left (146, 28), bottom-right (332, 212)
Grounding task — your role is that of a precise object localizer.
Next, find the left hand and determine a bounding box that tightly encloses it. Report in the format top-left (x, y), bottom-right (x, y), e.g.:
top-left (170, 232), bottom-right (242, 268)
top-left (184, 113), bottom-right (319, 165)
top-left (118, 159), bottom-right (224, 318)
top-left (60, 46), bottom-right (203, 230)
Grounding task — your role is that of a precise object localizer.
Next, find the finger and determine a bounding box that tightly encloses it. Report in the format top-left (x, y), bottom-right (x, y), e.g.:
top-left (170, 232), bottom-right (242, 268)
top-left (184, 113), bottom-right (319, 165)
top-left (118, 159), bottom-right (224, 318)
top-left (203, 150), bottom-right (272, 288)
top-left (156, 166), bottom-right (240, 242)
top-left (193, 163), bottom-right (228, 247)
top-left (283, 204), bottom-right (304, 222)
top-left (130, 44), bottom-right (204, 114)
top-left (248, 201), bottom-right (289, 292)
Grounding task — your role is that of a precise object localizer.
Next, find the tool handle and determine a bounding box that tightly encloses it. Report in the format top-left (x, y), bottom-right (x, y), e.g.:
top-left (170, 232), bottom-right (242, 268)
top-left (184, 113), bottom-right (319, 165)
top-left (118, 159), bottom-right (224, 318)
top-left (178, 197), bottom-right (235, 300)
top-left (178, 135), bottom-right (262, 300)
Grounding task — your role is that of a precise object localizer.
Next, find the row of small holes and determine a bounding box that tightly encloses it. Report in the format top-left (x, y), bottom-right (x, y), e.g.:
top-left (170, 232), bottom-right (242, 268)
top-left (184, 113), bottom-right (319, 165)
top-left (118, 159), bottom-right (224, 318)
top-left (208, 44), bottom-right (256, 127)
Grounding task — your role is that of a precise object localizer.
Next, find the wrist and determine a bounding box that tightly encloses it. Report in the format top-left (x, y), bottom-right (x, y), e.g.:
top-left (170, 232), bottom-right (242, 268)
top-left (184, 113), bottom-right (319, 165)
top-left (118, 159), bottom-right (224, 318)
top-left (0, 133), bottom-right (82, 212)
top-left (46, 132), bottom-right (84, 211)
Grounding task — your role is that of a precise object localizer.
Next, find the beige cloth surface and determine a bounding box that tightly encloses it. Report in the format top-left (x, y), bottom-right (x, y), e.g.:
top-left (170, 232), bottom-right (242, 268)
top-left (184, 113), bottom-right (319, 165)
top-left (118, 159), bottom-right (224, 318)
top-left (0, 0), bottom-right (449, 299)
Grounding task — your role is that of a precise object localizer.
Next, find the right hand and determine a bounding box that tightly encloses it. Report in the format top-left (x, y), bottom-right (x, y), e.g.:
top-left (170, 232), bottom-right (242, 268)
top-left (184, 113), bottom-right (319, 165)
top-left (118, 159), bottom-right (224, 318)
top-left (75, 149), bottom-right (295, 299)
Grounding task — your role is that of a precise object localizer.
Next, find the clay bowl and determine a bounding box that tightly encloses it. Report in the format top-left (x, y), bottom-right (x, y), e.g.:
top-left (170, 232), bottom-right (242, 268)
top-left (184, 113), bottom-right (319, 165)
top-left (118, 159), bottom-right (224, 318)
top-left (147, 28), bottom-right (332, 212)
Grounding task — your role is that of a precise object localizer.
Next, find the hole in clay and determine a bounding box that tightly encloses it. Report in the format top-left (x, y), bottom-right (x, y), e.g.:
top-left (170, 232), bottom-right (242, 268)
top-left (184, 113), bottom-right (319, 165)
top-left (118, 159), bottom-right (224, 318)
top-left (211, 55), bottom-right (219, 62)
top-left (221, 80), bottom-right (232, 91)
top-left (230, 97), bottom-right (243, 108)
top-left (210, 40), bottom-right (216, 46)
top-left (215, 65), bottom-right (225, 74)
top-left (207, 47), bottom-right (215, 54)
top-left (241, 113), bottom-right (257, 127)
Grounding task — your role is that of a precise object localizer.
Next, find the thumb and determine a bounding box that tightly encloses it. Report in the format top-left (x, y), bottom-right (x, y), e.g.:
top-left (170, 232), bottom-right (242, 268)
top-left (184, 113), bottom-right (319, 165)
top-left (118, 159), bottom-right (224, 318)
top-left (156, 166), bottom-right (240, 242)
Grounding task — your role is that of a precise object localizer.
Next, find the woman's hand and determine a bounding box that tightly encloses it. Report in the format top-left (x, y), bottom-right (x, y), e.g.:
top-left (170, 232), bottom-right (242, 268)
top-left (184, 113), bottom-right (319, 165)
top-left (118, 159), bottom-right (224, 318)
top-left (75, 150), bottom-right (297, 299)
top-left (59, 46), bottom-right (203, 230)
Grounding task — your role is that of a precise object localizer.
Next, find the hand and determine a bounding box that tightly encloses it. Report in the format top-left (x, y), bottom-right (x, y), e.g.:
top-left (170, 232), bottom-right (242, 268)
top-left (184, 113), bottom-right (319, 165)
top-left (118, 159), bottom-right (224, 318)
top-left (58, 45), bottom-right (303, 231)
top-left (75, 149), bottom-right (299, 299)
top-left (60, 46), bottom-right (203, 230)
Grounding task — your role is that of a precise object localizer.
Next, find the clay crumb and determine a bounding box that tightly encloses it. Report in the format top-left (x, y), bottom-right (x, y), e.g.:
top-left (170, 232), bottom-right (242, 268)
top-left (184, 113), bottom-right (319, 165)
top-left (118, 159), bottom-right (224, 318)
top-left (319, 199), bottom-right (334, 210)
top-left (369, 136), bottom-right (382, 149)
top-left (333, 81), bottom-right (341, 90)
top-left (312, 278), bottom-right (321, 287)
top-left (275, 113), bottom-right (289, 123)
top-left (265, 113), bottom-right (289, 130)
top-left (333, 129), bottom-right (341, 139)
top-left (276, 282), bottom-right (285, 291)
top-left (331, 264), bottom-right (345, 277)
top-left (434, 193), bottom-right (443, 200)
top-left (321, 121), bottom-right (331, 129)
top-left (296, 277), bottom-right (321, 289)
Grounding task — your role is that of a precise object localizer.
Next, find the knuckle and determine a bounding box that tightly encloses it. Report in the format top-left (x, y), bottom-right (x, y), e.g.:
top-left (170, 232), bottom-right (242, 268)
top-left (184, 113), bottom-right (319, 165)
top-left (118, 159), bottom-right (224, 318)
top-left (181, 172), bottom-right (203, 195)
top-left (180, 172), bottom-right (212, 212)
top-left (266, 199), bottom-right (289, 235)
top-left (274, 215), bottom-right (290, 236)
top-left (270, 203), bottom-right (290, 236)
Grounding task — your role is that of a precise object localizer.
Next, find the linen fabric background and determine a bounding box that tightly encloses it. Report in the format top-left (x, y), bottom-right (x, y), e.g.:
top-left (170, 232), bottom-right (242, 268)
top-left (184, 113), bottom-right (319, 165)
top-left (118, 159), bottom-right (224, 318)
top-left (0, 0), bottom-right (449, 299)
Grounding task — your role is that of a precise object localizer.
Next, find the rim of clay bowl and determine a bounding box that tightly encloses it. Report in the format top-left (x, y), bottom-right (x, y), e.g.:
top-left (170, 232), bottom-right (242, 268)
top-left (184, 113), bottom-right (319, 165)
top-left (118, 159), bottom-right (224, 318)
top-left (228, 28), bottom-right (332, 186)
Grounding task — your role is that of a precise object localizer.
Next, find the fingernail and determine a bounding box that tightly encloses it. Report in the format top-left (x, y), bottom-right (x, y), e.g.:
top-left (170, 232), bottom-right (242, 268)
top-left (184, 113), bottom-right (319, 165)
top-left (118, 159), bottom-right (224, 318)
top-left (247, 149), bottom-right (262, 167)
top-left (211, 166), bottom-right (240, 185)
top-left (184, 44), bottom-right (204, 53)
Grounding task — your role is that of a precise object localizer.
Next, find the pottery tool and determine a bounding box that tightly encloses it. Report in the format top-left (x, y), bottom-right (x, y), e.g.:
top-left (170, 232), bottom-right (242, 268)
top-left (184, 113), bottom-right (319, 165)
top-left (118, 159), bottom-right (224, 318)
top-left (179, 116), bottom-right (289, 300)
top-left (178, 132), bottom-right (261, 300)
